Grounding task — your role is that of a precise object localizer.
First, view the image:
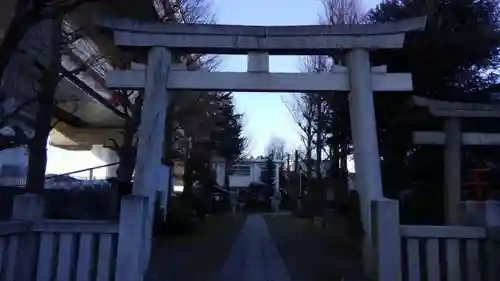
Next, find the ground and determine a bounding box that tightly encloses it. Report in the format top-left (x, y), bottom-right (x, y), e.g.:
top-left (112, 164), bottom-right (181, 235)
top-left (264, 213), bottom-right (364, 281)
top-left (146, 213), bottom-right (247, 281)
top-left (146, 212), bottom-right (364, 281)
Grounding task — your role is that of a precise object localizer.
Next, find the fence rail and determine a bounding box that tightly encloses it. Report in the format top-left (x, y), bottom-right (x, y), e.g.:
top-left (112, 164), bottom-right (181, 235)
top-left (1, 162), bottom-right (121, 189)
top-left (0, 221), bottom-right (30, 235)
top-left (400, 225), bottom-right (486, 281)
top-left (45, 162), bottom-right (120, 181)
top-left (0, 218), bottom-right (119, 281)
top-left (400, 225), bottom-right (487, 238)
top-left (32, 220), bottom-right (119, 234)
top-left (372, 199), bottom-right (500, 281)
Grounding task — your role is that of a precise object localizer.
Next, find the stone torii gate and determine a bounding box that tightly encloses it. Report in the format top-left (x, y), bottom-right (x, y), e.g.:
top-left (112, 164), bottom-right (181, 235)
top-left (98, 16), bottom-right (426, 278)
top-left (411, 96), bottom-right (500, 225)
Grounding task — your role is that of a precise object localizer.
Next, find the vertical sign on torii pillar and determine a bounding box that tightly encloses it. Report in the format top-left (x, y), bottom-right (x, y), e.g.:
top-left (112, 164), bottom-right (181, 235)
top-left (98, 16), bottom-right (426, 276)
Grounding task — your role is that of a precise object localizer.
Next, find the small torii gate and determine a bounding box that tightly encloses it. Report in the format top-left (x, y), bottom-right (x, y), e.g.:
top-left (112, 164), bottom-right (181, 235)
top-left (98, 17), bottom-right (426, 279)
top-left (411, 96), bottom-right (500, 225)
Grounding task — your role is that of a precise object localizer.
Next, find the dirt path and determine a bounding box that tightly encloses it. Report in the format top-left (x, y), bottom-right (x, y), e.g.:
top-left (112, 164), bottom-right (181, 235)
top-left (146, 212), bottom-right (363, 281)
top-left (146, 214), bottom-right (247, 281)
top-left (263, 213), bottom-right (364, 281)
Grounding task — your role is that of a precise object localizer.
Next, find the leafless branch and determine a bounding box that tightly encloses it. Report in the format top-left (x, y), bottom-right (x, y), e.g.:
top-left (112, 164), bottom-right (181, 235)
top-left (174, 0), bottom-right (216, 24)
top-left (265, 136), bottom-right (286, 160)
top-left (318, 0), bottom-right (362, 25)
top-left (50, 97), bottom-right (79, 131)
top-left (0, 96), bottom-right (38, 129)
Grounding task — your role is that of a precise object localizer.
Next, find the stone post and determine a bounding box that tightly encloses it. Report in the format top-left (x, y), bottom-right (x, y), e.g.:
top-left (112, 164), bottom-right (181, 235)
top-left (459, 200), bottom-right (500, 281)
top-left (444, 117), bottom-right (462, 225)
top-left (371, 199), bottom-right (402, 281)
top-left (347, 48), bottom-right (384, 275)
top-left (482, 201), bottom-right (500, 281)
top-left (115, 195), bottom-right (148, 281)
top-left (247, 52), bottom-right (269, 72)
top-left (12, 193), bottom-right (44, 280)
top-left (132, 47), bottom-right (171, 272)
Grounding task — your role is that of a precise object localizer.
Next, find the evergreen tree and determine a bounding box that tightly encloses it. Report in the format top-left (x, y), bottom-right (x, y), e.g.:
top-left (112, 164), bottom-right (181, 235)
top-left (260, 154), bottom-right (276, 188)
top-left (365, 0), bottom-right (500, 221)
top-left (211, 93), bottom-right (247, 190)
top-left (367, 0), bottom-right (500, 101)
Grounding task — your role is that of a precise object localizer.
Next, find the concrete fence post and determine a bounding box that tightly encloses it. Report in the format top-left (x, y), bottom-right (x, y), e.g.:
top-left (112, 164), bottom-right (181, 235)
top-left (115, 195), bottom-right (148, 281)
top-left (371, 199), bottom-right (402, 281)
top-left (485, 201), bottom-right (500, 281)
top-left (12, 193), bottom-right (44, 280)
top-left (459, 200), bottom-right (500, 281)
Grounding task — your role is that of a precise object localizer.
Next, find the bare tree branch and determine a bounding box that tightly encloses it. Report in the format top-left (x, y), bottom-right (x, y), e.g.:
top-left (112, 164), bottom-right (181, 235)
top-left (174, 0), bottom-right (216, 24)
top-left (318, 0), bottom-right (362, 25)
top-left (265, 136), bottom-right (286, 160)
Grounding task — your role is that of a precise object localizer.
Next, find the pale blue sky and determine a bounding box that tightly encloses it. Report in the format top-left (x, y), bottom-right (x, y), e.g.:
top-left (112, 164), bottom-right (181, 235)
top-left (46, 0), bottom-right (378, 176)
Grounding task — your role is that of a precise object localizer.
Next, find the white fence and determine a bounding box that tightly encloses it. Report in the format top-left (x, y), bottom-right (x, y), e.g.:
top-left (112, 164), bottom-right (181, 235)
top-left (0, 194), bottom-right (148, 281)
top-left (372, 199), bottom-right (500, 281)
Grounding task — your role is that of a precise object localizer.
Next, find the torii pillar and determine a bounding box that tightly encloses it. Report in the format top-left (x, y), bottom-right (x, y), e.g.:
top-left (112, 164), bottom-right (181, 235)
top-left (347, 49), bottom-right (384, 270)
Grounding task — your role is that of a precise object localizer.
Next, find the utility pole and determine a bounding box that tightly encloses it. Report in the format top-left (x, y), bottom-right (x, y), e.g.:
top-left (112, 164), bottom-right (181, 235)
top-left (286, 153), bottom-right (290, 173)
top-left (294, 149), bottom-right (303, 212)
top-left (298, 171), bottom-right (302, 212)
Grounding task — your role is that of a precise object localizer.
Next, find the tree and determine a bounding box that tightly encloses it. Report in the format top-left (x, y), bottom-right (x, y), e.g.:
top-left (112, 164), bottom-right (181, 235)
top-left (0, 0), bottom-right (97, 88)
top-left (5, 1), bottom-right (64, 193)
top-left (0, 91), bottom-right (38, 151)
top-left (0, 0), bottom-right (165, 193)
top-left (301, 56), bottom-right (331, 180)
top-left (366, 0), bottom-right (500, 210)
top-left (106, 0), bottom-right (218, 188)
top-left (265, 136), bottom-right (286, 161)
top-left (108, 89), bottom-right (143, 184)
top-left (211, 93), bottom-right (247, 190)
top-left (367, 0), bottom-right (500, 101)
top-left (282, 94), bottom-right (315, 180)
top-left (317, 0), bottom-right (361, 192)
top-left (0, 0), bottom-right (219, 195)
top-left (293, 0), bottom-right (362, 202)
top-left (260, 154), bottom-right (276, 190)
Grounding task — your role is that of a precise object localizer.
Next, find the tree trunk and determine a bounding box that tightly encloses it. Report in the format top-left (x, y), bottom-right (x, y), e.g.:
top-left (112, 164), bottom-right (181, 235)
top-left (116, 94), bottom-right (143, 183)
top-left (183, 157), bottom-right (194, 196)
top-left (25, 5), bottom-right (60, 193)
top-left (315, 101), bottom-right (323, 179)
top-left (338, 140), bottom-right (350, 202)
top-left (0, 0), bottom-right (92, 86)
top-left (306, 118), bottom-right (313, 181)
top-left (224, 160), bottom-right (230, 190)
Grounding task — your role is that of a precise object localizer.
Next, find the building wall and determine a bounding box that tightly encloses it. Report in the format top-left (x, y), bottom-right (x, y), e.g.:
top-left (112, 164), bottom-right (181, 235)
top-left (212, 158), bottom-right (281, 193)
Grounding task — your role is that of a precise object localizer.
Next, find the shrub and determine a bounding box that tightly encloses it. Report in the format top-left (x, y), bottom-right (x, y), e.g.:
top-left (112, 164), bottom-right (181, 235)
top-left (155, 196), bottom-right (198, 236)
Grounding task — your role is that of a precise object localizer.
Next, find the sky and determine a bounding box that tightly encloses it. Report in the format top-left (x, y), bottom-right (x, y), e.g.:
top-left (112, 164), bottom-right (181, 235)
top-left (45, 0), bottom-right (379, 176)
